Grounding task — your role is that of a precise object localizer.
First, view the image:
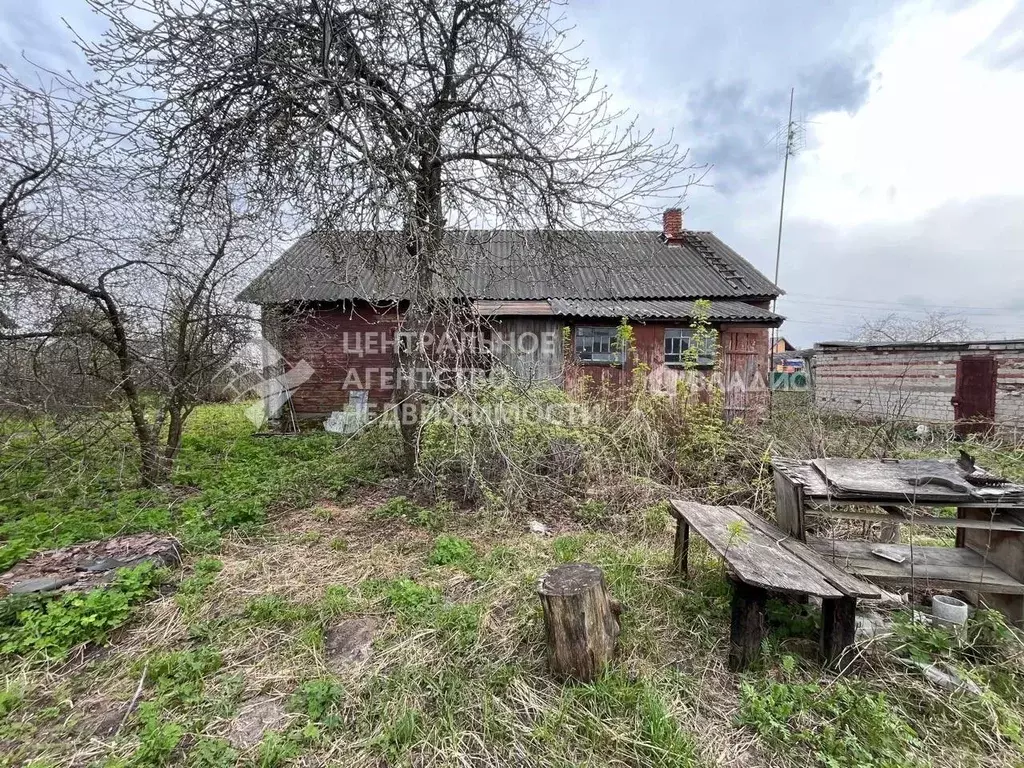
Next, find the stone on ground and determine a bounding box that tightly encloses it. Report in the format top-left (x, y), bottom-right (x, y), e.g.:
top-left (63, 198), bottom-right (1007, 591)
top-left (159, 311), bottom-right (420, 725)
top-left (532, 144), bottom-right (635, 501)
top-left (225, 696), bottom-right (290, 750)
top-left (325, 618), bottom-right (376, 671)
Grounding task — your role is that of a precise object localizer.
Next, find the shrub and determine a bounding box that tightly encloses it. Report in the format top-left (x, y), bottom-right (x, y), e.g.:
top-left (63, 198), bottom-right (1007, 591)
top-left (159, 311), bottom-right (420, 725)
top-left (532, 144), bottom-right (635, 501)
top-left (417, 383), bottom-right (595, 509)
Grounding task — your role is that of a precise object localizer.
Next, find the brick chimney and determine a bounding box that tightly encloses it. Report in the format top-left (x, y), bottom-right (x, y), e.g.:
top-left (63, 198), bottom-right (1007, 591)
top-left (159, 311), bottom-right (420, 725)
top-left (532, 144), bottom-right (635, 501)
top-left (662, 208), bottom-right (684, 240)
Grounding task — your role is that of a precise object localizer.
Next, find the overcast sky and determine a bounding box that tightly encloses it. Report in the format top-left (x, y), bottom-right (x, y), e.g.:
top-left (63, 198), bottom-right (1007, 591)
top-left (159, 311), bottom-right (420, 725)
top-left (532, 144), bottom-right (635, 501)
top-left (2, 0), bottom-right (1022, 346)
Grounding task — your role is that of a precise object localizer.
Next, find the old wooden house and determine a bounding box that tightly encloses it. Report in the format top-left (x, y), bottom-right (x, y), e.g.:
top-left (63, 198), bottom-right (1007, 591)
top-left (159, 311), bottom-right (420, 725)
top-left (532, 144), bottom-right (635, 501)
top-left (238, 211), bottom-right (783, 424)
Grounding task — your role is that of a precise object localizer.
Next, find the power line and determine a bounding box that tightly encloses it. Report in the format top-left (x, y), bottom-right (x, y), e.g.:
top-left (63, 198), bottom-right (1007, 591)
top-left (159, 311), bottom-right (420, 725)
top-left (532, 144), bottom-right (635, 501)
top-left (781, 292), bottom-right (1018, 313)
top-left (779, 299), bottom-right (1015, 317)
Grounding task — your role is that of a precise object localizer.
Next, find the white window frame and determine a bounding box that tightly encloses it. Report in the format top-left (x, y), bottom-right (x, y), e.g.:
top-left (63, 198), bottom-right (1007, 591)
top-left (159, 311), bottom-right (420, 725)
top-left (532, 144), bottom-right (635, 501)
top-left (574, 326), bottom-right (622, 364)
top-left (664, 328), bottom-right (717, 367)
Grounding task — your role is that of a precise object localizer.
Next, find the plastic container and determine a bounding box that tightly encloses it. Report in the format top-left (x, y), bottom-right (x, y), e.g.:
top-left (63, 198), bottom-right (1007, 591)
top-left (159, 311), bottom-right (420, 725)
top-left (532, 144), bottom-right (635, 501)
top-left (931, 595), bottom-right (969, 627)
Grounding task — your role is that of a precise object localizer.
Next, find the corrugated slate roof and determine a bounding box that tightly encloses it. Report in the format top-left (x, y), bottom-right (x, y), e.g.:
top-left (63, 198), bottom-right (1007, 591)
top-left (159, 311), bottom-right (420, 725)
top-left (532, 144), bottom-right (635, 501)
top-left (547, 299), bottom-right (782, 323)
top-left (238, 230), bottom-right (782, 304)
top-left (470, 299), bottom-right (782, 323)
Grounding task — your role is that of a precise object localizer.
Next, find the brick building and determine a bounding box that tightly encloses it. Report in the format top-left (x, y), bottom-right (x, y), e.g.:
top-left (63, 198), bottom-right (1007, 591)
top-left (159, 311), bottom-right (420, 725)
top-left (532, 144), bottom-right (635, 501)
top-left (239, 211), bottom-right (784, 425)
top-left (812, 339), bottom-right (1024, 434)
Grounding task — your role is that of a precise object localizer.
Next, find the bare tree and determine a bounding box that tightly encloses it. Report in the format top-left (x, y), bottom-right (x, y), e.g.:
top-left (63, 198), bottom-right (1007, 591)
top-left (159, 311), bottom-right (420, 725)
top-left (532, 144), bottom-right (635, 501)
top-left (853, 310), bottom-right (978, 344)
top-left (82, 0), bottom-right (699, 470)
top-left (0, 72), bottom-right (273, 485)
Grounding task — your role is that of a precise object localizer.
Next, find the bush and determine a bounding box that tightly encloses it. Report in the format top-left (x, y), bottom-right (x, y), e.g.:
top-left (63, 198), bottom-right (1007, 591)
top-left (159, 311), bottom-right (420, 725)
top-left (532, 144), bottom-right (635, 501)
top-left (417, 383), bottom-right (596, 508)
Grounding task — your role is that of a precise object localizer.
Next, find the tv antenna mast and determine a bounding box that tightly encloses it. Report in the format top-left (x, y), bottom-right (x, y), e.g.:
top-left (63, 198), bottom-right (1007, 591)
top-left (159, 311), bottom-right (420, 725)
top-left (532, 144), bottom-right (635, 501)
top-left (768, 88), bottom-right (806, 412)
top-left (772, 87), bottom-right (805, 313)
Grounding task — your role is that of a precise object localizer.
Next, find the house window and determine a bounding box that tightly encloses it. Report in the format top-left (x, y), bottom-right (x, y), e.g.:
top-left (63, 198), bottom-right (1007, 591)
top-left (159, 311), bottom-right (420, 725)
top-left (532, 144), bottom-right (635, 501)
top-left (574, 326), bottom-right (622, 364)
top-left (665, 328), bottom-right (717, 366)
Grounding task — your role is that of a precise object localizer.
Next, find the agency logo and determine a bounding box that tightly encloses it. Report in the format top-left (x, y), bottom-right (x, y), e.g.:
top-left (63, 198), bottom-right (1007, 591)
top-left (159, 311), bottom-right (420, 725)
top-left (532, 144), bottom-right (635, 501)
top-left (219, 337), bottom-right (314, 426)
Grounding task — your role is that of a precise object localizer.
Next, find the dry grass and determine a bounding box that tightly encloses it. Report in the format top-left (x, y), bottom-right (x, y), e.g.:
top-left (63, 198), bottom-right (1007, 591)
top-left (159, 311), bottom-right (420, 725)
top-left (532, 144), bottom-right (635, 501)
top-left (4, 397), bottom-right (1024, 768)
top-left (2, 493), bottom-right (785, 768)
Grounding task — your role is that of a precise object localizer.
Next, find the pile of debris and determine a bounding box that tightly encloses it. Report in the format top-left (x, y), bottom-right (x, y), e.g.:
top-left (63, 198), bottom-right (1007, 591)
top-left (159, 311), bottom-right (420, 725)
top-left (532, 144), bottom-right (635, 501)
top-left (0, 533), bottom-right (181, 596)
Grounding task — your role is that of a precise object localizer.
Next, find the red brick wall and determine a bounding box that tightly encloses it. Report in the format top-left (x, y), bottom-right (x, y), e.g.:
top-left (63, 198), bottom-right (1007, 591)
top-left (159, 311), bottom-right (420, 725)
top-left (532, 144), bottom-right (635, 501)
top-left (563, 321), bottom-right (771, 418)
top-left (279, 302), bottom-right (401, 419)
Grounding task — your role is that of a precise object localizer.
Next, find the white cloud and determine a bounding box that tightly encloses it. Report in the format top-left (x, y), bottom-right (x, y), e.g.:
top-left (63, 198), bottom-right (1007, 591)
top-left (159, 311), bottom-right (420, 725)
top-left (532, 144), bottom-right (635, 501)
top-left (791, 0), bottom-right (1024, 225)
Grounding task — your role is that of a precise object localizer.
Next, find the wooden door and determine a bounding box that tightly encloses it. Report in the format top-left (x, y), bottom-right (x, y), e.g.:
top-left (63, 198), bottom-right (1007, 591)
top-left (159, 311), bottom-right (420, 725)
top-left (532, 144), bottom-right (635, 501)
top-left (953, 355), bottom-right (997, 436)
top-left (722, 329), bottom-right (769, 421)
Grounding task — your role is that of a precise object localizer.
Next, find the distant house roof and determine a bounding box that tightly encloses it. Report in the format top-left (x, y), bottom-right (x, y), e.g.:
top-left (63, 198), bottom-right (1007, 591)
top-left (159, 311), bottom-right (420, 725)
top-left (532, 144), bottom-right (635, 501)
top-left (816, 339), bottom-right (1024, 352)
top-left (239, 230), bottom-right (782, 305)
top-left (474, 298), bottom-right (782, 324)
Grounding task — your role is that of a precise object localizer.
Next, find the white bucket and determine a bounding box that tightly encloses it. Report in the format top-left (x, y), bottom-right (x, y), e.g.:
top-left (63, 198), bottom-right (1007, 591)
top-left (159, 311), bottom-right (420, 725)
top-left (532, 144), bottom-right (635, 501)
top-left (931, 595), bottom-right (969, 627)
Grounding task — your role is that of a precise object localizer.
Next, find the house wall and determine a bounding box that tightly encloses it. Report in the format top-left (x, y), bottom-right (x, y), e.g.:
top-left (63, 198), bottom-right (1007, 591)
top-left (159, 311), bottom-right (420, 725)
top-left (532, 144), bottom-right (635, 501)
top-left (813, 341), bottom-right (1024, 427)
top-left (490, 316), bottom-right (565, 386)
top-left (277, 302), bottom-right (401, 421)
top-left (271, 303), bottom-right (772, 422)
top-left (564, 321), bottom-right (771, 420)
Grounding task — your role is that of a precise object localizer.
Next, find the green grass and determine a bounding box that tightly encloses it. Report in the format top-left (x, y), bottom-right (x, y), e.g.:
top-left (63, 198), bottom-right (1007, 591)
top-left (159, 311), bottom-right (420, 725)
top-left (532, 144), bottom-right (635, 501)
top-left (0, 404), bottom-right (399, 571)
top-left (3, 402), bottom-right (1024, 768)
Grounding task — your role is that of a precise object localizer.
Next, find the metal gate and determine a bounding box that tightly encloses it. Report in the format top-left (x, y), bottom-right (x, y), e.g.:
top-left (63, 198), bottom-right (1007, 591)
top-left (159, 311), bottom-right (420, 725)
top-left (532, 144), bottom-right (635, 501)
top-left (953, 355), bottom-right (997, 436)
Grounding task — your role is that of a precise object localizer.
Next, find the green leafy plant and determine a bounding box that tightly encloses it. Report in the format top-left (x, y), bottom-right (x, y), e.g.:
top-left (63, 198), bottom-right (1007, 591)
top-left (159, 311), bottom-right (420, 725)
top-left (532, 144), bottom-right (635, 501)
top-left (372, 495), bottom-right (443, 530)
top-left (244, 594), bottom-right (315, 625)
top-left (186, 738), bottom-right (237, 768)
top-left (724, 520), bottom-right (750, 557)
top-left (131, 703), bottom-right (184, 767)
top-left (428, 535), bottom-right (476, 569)
top-left (738, 679), bottom-right (921, 768)
top-left (0, 563), bottom-right (160, 659)
top-left (255, 732), bottom-right (301, 768)
top-left (382, 579), bottom-right (441, 618)
top-left (577, 499), bottom-right (608, 525)
top-left (289, 679), bottom-right (346, 730)
top-left (143, 647), bottom-right (222, 709)
top-left (175, 558), bottom-right (224, 616)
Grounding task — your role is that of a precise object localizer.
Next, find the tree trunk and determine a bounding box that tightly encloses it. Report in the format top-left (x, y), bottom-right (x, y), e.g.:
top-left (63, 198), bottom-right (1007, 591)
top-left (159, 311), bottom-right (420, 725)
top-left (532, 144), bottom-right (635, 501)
top-left (395, 150), bottom-right (444, 475)
top-left (537, 563), bottom-right (621, 682)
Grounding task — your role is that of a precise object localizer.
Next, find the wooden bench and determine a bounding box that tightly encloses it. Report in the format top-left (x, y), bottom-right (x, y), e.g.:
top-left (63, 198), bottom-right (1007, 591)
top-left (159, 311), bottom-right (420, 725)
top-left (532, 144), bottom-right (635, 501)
top-left (669, 500), bottom-right (880, 670)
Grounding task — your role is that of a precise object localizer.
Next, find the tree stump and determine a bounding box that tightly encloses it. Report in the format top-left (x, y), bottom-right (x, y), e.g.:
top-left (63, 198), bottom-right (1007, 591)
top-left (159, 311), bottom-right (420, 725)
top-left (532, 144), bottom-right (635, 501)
top-left (537, 563), bottom-right (620, 682)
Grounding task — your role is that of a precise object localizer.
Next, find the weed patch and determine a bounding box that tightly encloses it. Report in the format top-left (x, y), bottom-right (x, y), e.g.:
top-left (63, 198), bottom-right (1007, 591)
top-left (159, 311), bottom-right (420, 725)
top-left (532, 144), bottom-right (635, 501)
top-left (0, 563), bottom-right (161, 660)
top-left (738, 678), bottom-right (921, 768)
top-left (428, 535), bottom-right (476, 570)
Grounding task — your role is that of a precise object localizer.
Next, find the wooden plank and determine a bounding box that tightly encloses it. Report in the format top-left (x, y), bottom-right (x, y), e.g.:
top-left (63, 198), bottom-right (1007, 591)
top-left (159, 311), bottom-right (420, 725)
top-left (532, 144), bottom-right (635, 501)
top-left (773, 469), bottom-right (806, 540)
top-left (807, 538), bottom-right (1024, 594)
top-left (669, 500), bottom-right (842, 598)
top-left (808, 498), bottom-right (1024, 510)
top-left (672, 519), bottom-right (689, 578)
top-left (959, 506), bottom-right (1024, 625)
top-left (729, 579), bottom-right (767, 671)
top-left (805, 508), bottom-right (1024, 532)
top-left (820, 596), bottom-right (857, 667)
top-left (731, 507), bottom-right (880, 599)
top-left (775, 456), bottom-right (1024, 508)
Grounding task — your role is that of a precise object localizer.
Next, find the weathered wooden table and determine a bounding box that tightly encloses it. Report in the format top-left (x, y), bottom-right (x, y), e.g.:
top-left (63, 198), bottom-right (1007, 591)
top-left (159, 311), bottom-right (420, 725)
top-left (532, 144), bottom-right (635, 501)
top-left (669, 500), bottom-right (879, 671)
top-left (773, 457), bottom-right (1024, 624)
